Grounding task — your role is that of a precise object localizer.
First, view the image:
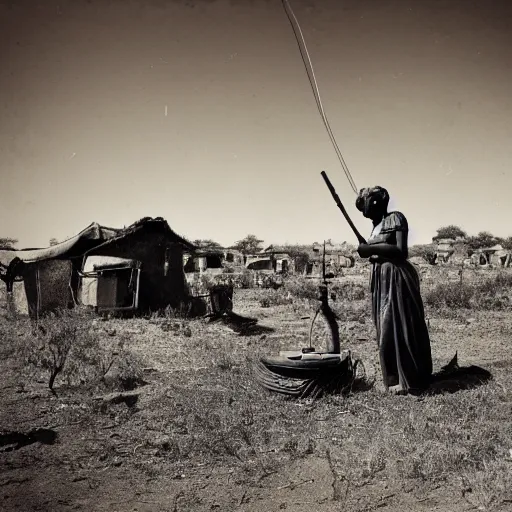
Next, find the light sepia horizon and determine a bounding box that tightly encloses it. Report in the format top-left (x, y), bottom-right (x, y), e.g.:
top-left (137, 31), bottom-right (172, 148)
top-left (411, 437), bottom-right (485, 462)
top-left (0, 0), bottom-right (511, 250)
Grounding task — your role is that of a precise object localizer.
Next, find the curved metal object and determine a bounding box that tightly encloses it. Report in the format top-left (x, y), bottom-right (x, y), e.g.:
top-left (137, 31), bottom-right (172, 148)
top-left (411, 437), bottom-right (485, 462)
top-left (308, 241), bottom-right (340, 353)
top-left (254, 354), bottom-right (356, 399)
top-left (318, 283), bottom-right (340, 353)
top-left (255, 241), bottom-right (351, 398)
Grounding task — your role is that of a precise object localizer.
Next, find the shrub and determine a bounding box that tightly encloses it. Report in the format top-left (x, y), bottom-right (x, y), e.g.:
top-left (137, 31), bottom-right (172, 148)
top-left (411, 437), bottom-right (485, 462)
top-left (283, 277), bottom-right (319, 300)
top-left (409, 244), bottom-right (437, 264)
top-left (424, 282), bottom-right (474, 309)
top-left (424, 271), bottom-right (512, 311)
top-left (472, 272), bottom-right (512, 311)
top-left (240, 270), bottom-right (254, 289)
top-left (20, 309), bottom-right (92, 392)
top-left (283, 276), bottom-right (368, 303)
top-left (331, 281), bottom-right (367, 301)
top-left (259, 289), bottom-right (293, 308)
top-left (17, 308), bottom-right (145, 393)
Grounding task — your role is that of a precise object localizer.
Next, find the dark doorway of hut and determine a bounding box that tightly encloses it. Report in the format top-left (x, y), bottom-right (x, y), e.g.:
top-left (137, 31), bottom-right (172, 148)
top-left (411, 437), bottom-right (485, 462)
top-left (255, 241), bottom-right (371, 400)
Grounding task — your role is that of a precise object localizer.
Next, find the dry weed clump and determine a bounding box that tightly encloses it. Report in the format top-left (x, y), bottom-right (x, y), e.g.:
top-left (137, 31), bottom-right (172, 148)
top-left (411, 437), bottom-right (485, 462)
top-left (259, 289), bottom-right (293, 308)
top-left (102, 342), bottom-right (147, 391)
top-left (317, 384), bottom-right (512, 508)
top-left (195, 271), bottom-right (254, 290)
top-left (283, 277), bottom-right (320, 300)
top-left (282, 276), bottom-right (368, 304)
top-left (330, 280), bottom-right (368, 301)
top-left (424, 271), bottom-right (512, 312)
top-left (9, 308), bottom-right (145, 393)
top-left (132, 350), bottom-right (321, 470)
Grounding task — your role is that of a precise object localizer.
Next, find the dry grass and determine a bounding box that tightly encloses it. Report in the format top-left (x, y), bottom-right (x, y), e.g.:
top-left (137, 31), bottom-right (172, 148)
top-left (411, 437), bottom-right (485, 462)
top-left (424, 270), bottom-right (512, 311)
top-left (1, 266), bottom-right (512, 511)
top-left (1, 309), bottom-right (147, 394)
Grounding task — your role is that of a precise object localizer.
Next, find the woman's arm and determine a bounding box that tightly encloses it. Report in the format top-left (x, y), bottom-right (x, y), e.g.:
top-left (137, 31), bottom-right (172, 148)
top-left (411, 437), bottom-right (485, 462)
top-left (358, 230), bottom-right (408, 260)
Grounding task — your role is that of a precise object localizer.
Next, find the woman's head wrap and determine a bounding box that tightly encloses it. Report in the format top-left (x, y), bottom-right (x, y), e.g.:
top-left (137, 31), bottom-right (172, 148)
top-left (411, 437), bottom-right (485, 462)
top-left (355, 186), bottom-right (390, 215)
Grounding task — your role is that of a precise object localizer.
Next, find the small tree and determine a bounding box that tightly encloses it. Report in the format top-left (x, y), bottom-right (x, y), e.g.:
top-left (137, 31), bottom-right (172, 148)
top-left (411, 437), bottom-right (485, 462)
top-left (232, 234), bottom-right (264, 255)
top-left (279, 244), bottom-right (312, 274)
top-left (0, 237), bottom-right (18, 249)
top-left (409, 244), bottom-right (437, 265)
top-left (432, 225), bottom-right (467, 241)
top-left (192, 239), bottom-right (223, 251)
top-left (466, 231), bottom-right (499, 250)
top-left (25, 311), bottom-right (78, 393)
top-left (501, 237), bottom-right (512, 251)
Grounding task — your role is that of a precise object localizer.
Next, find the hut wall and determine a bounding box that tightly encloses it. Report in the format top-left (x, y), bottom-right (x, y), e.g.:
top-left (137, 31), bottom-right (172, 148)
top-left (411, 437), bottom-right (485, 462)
top-left (88, 234), bottom-right (189, 313)
top-left (23, 260), bottom-right (74, 320)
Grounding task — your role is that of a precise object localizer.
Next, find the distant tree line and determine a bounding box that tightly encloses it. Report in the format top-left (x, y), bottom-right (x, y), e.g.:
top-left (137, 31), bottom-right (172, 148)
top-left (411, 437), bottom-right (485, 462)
top-left (3, 225), bottom-right (511, 265)
top-left (432, 225), bottom-right (512, 251)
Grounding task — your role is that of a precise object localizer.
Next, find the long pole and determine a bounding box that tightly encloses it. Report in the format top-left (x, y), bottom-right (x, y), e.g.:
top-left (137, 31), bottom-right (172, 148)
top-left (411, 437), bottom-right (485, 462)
top-left (321, 171), bottom-right (367, 245)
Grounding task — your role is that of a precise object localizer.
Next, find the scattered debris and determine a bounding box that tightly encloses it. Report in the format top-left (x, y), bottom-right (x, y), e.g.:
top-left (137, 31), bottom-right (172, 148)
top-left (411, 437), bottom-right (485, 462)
top-left (93, 391), bottom-right (140, 408)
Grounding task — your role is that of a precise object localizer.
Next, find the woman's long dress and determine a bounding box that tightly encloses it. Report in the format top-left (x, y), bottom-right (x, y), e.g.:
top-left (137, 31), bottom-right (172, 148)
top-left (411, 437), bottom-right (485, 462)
top-left (369, 211), bottom-right (432, 394)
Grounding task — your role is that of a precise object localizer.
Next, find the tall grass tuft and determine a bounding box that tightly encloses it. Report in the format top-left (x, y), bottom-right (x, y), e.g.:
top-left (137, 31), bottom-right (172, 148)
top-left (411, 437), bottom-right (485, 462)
top-left (424, 271), bottom-right (512, 311)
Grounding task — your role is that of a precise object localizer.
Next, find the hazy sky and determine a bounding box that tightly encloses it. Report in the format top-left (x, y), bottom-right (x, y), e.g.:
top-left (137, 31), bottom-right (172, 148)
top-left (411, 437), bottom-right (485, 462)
top-left (1, 0), bottom-right (511, 249)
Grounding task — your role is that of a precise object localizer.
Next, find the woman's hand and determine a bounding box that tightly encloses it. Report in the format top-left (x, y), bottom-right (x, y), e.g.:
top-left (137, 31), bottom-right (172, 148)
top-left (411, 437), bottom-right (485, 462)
top-left (360, 241), bottom-right (407, 261)
top-left (357, 243), bottom-right (373, 258)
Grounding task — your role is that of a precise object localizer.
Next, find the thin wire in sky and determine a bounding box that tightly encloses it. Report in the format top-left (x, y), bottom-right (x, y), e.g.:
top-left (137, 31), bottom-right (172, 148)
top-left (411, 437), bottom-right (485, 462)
top-left (281, 0), bottom-right (359, 195)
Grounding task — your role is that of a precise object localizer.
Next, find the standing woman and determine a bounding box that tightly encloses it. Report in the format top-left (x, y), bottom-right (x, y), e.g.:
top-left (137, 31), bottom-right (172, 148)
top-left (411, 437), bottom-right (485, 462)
top-left (356, 187), bottom-right (432, 395)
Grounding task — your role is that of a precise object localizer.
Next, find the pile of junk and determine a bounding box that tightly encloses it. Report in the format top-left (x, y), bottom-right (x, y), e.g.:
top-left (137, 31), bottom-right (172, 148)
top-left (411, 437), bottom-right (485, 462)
top-left (254, 241), bottom-right (372, 400)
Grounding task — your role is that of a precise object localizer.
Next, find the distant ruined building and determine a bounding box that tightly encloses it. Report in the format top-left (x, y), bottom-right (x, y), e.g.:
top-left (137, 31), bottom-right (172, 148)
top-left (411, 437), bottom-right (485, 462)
top-left (245, 246), bottom-right (295, 274)
top-left (183, 247), bottom-right (244, 275)
top-left (433, 237), bottom-right (511, 268)
top-left (306, 242), bottom-right (355, 276)
top-left (467, 245), bottom-right (511, 268)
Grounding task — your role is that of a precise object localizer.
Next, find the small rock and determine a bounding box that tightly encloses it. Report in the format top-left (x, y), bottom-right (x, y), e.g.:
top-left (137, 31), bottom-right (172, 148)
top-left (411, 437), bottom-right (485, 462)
top-left (154, 436), bottom-right (171, 450)
top-left (93, 391), bottom-right (140, 408)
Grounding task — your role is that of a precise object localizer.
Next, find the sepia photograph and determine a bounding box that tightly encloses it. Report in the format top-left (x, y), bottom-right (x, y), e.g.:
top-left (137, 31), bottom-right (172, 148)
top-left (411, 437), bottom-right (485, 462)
top-left (1, 0), bottom-right (511, 510)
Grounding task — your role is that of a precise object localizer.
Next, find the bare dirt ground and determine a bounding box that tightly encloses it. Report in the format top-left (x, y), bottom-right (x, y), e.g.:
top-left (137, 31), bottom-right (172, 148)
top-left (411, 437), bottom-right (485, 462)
top-left (1, 269), bottom-right (512, 512)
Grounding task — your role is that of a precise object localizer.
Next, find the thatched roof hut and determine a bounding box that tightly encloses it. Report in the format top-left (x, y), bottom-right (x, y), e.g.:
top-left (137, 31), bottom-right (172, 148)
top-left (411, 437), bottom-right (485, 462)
top-left (1, 217), bottom-right (195, 319)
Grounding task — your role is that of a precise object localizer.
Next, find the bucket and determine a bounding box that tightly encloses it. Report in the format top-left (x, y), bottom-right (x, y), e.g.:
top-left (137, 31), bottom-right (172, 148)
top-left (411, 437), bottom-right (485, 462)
top-left (209, 284), bottom-right (234, 315)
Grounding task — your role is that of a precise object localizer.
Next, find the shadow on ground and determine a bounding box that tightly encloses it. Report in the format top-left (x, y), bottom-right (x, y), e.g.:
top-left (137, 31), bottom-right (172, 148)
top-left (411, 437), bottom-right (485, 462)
top-left (0, 428), bottom-right (57, 452)
top-left (426, 353), bottom-right (492, 395)
top-left (209, 312), bottom-right (276, 336)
